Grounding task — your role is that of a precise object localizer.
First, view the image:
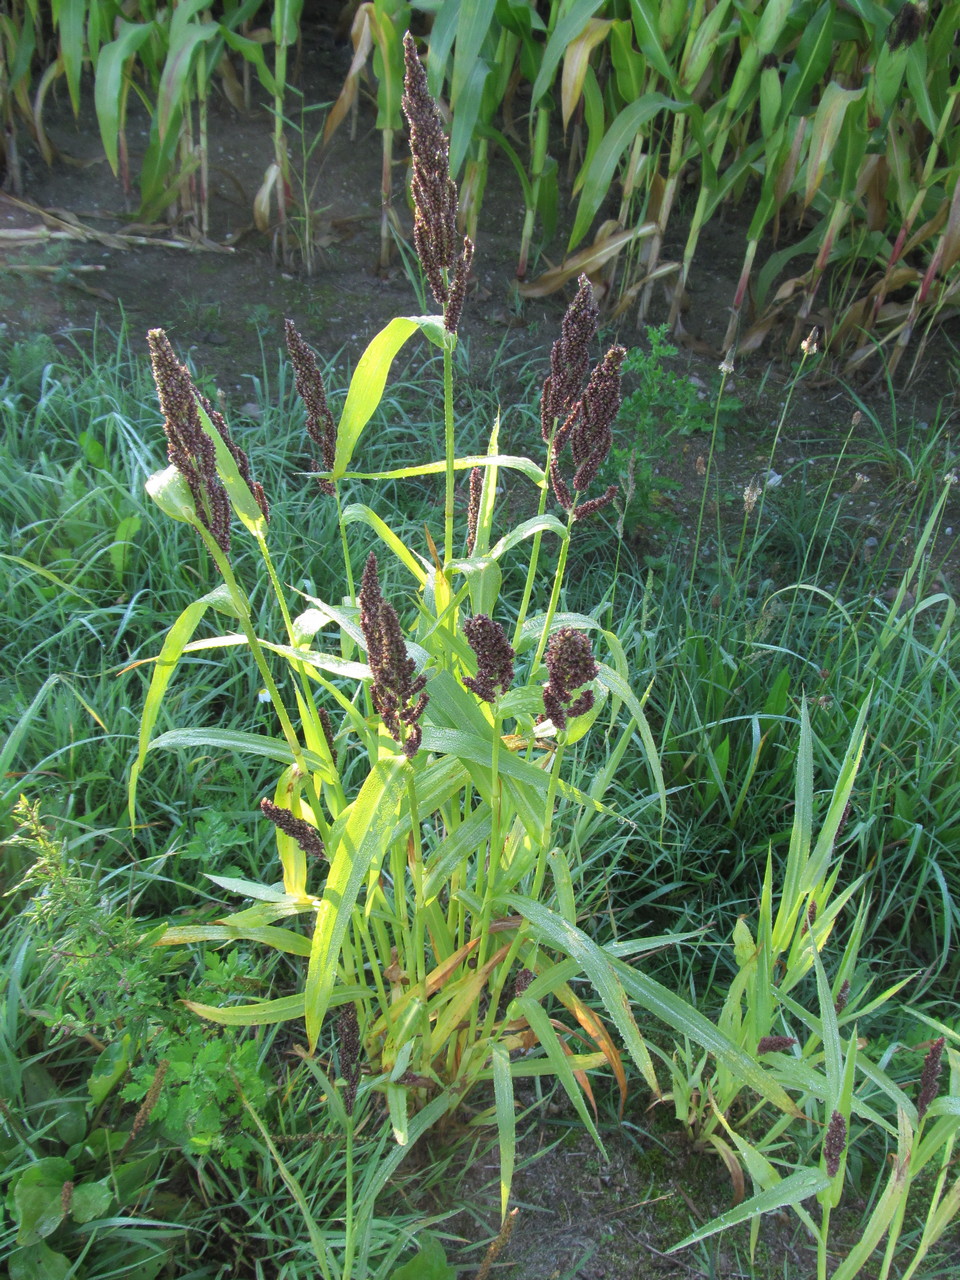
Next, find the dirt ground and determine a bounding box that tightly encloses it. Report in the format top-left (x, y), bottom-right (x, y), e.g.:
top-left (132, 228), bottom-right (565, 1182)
top-left (3, 18), bottom-right (960, 1279)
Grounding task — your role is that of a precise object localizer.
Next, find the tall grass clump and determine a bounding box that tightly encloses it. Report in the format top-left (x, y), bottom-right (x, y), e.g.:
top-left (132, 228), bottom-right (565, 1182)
top-left (5, 31), bottom-right (960, 1279)
top-left (114, 36), bottom-right (866, 1275)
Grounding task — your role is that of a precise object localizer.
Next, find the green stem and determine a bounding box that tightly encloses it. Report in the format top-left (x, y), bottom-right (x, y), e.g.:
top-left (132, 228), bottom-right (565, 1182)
top-left (443, 345), bottom-right (455, 567)
top-left (530, 742), bottom-right (564, 904)
top-left (685, 367), bottom-right (729, 617)
top-left (335, 485), bottom-right (356, 604)
top-left (406, 770), bottom-right (426, 991)
top-left (532, 509), bottom-right (575, 673)
top-left (817, 1203), bottom-right (830, 1280)
top-left (342, 1117), bottom-right (356, 1279)
top-left (474, 708), bottom-right (504, 968)
top-left (203, 530), bottom-right (323, 823)
top-left (512, 434), bottom-right (554, 648)
top-left (259, 533), bottom-right (345, 821)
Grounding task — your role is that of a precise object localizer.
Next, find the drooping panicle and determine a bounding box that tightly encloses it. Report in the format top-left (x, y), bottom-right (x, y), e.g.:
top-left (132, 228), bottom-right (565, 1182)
top-left (572, 485), bottom-right (619, 522)
top-left (401, 32), bottom-right (473, 333)
top-left (462, 615), bottom-right (515, 703)
top-left (359, 553), bottom-right (428, 757)
top-left (917, 1037), bottom-right (946, 1122)
top-left (285, 319), bottom-right (336, 495)
top-left (541, 627), bottom-right (598, 730)
top-left (148, 328), bottom-right (231, 552)
top-left (823, 1110), bottom-right (847, 1178)
top-left (260, 798), bottom-right (326, 861)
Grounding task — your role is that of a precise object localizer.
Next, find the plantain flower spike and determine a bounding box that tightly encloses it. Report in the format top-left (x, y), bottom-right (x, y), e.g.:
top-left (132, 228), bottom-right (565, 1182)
top-left (401, 32), bottom-right (473, 334)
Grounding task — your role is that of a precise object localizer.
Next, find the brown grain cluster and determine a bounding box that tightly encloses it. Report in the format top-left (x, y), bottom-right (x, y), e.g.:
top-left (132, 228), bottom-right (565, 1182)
top-left (359, 553), bottom-right (428, 757)
top-left (462, 614), bottom-right (515, 703)
top-left (541, 628), bottom-right (598, 730)
top-left (285, 319), bottom-right (336, 495)
top-left (539, 276), bottom-right (622, 521)
top-left (401, 32), bottom-right (473, 334)
top-left (148, 328), bottom-right (268, 553)
top-left (260, 797), bottom-right (325, 861)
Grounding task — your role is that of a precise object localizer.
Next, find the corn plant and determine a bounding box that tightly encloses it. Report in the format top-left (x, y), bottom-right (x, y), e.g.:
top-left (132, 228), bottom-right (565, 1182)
top-left (1, 1), bottom-right (294, 235)
top-left (128, 39), bottom-right (807, 1261)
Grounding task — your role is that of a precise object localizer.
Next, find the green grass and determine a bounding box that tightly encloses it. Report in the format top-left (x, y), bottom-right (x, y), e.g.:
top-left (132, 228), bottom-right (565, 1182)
top-left (2, 321), bottom-right (960, 1279)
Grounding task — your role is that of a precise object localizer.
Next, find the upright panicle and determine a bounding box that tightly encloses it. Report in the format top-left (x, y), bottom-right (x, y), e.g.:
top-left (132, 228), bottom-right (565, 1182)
top-left (539, 277), bottom-right (623, 521)
top-left (401, 32), bottom-right (473, 334)
top-left (285, 319), bottom-right (336, 495)
top-left (541, 275), bottom-right (598, 443)
top-left (148, 328), bottom-right (268, 550)
top-left (359, 553), bottom-right (428, 757)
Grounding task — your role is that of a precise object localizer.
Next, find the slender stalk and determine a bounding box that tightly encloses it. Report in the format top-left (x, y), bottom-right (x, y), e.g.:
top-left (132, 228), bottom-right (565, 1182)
top-left (518, 105), bottom-right (552, 278)
top-left (532, 508), bottom-right (575, 673)
top-left (512, 433), bottom-right (554, 647)
top-left (197, 44), bottom-right (208, 238)
top-left (817, 1204), bottom-right (831, 1280)
top-left (258, 532), bottom-right (344, 820)
top-left (342, 1118), bottom-right (356, 1279)
top-left (201, 529), bottom-right (323, 823)
top-left (334, 486), bottom-right (357, 604)
top-left (474, 707), bottom-right (504, 968)
top-left (685, 366), bottom-right (730, 616)
top-left (406, 770), bottom-right (426, 990)
top-left (380, 127), bottom-right (394, 272)
top-left (443, 345), bottom-right (455, 567)
top-left (530, 743), bottom-right (564, 904)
